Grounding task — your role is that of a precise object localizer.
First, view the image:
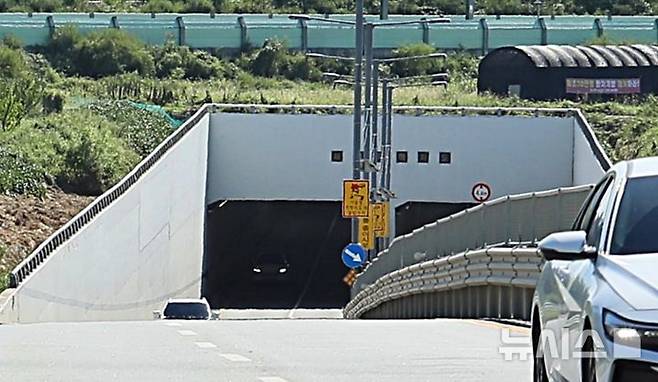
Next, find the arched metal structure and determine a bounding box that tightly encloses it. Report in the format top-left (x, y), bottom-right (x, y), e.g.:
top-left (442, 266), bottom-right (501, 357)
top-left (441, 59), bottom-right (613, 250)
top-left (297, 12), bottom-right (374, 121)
top-left (478, 44), bottom-right (658, 99)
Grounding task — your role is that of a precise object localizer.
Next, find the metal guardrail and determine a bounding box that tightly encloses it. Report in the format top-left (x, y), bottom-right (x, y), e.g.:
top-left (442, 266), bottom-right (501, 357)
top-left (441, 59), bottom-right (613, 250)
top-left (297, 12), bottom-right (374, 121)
top-left (8, 105), bottom-right (212, 288)
top-left (344, 246), bottom-right (541, 320)
top-left (352, 185), bottom-right (593, 296)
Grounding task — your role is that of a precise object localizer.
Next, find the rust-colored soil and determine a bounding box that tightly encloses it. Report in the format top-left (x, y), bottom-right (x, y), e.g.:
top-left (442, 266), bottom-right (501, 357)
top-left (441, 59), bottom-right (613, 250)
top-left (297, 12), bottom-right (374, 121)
top-left (0, 188), bottom-right (93, 276)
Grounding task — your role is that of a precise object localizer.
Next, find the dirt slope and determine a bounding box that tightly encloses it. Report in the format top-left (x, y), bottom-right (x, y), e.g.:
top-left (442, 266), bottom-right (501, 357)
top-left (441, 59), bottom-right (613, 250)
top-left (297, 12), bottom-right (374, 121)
top-left (0, 188), bottom-right (93, 278)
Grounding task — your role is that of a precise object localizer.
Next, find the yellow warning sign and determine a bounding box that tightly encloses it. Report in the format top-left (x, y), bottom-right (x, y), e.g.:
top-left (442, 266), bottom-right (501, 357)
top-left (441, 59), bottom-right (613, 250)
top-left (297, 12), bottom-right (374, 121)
top-left (342, 180), bottom-right (370, 218)
top-left (372, 202), bottom-right (389, 238)
top-left (359, 214), bottom-right (375, 250)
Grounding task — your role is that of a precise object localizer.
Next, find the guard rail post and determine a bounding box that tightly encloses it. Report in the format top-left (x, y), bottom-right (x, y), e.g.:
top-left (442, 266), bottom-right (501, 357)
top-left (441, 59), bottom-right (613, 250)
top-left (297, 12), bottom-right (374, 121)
top-left (594, 18), bottom-right (603, 38)
top-left (238, 16), bottom-right (248, 51)
top-left (46, 16), bottom-right (56, 39)
top-left (421, 18), bottom-right (430, 44)
top-left (176, 16), bottom-right (186, 46)
top-left (655, 19), bottom-right (658, 43)
top-left (479, 18), bottom-right (489, 56)
top-left (538, 17), bottom-right (547, 45)
top-left (298, 18), bottom-right (308, 52)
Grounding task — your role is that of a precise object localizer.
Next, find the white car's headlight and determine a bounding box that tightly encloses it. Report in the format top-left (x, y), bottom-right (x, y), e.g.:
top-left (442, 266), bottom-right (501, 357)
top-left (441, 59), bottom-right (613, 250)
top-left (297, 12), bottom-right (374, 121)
top-left (604, 310), bottom-right (658, 349)
top-left (278, 267), bottom-right (288, 274)
top-left (252, 268), bottom-right (262, 273)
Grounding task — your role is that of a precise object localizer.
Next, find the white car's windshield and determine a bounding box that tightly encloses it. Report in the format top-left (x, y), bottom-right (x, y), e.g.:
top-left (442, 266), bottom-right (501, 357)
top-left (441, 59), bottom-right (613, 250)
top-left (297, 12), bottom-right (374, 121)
top-left (163, 303), bottom-right (209, 320)
top-left (611, 176), bottom-right (658, 255)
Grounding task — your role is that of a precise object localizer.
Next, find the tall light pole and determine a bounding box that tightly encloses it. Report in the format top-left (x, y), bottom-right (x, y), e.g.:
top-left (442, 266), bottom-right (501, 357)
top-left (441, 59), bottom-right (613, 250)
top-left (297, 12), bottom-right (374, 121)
top-left (291, 14), bottom-right (449, 250)
top-left (352, 0), bottom-right (365, 244)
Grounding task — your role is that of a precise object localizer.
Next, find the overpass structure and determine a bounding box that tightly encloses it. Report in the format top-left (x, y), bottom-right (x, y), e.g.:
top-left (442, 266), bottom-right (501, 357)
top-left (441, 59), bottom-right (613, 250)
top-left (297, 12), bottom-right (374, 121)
top-left (0, 104), bottom-right (609, 324)
top-left (3, 13), bottom-right (658, 53)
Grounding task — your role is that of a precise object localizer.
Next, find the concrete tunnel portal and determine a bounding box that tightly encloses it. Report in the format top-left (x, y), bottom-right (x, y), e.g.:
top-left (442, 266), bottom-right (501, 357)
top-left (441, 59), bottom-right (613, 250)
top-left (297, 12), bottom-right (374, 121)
top-left (0, 106), bottom-right (611, 323)
top-left (200, 111), bottom-right (607, 310)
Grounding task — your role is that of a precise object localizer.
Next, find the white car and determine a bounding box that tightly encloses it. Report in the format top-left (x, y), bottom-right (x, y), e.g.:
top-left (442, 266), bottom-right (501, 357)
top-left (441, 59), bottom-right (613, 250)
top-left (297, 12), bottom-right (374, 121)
top-left (154, 298), bottom-right (214, 320)
top-left (532, 157), bottom-right (658, 382)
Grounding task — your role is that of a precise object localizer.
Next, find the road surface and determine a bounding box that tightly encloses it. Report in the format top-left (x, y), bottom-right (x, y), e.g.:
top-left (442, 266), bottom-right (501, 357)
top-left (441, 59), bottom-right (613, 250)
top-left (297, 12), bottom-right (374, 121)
top-left (0, 317), bottom-right (531, 381)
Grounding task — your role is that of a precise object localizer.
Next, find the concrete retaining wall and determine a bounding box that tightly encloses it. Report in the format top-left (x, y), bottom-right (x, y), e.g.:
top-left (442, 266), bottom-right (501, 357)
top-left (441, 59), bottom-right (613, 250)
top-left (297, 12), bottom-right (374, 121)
top-left (0, 114), bottom-right (210, 324)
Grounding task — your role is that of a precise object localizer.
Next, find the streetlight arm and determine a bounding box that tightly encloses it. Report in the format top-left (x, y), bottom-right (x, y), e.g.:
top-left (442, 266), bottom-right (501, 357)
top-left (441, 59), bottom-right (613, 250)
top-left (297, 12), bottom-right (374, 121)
top-left (373, 18), bottom-right (450, 27)
top-left (288, 14), bottom-right (356, 25)
top-left (306, 52), bottom-right (356, 61)
top-left (375, 52), bottom-right (447, 63)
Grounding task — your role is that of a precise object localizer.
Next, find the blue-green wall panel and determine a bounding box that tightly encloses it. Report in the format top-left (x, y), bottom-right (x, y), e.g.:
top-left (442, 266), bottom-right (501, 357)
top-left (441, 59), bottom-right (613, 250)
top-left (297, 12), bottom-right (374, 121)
top-left (489, 28), bottom-right (542, 49)
top-left (546, 28), bottom-right (598, 45)
top-left (1, 13), bottom-right (658, 50)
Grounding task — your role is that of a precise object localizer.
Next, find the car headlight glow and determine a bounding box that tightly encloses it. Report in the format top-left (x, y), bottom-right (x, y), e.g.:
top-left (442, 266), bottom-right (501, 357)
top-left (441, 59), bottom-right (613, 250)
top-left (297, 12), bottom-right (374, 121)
top-left (253, 268), bottom-right (262, 273)
top-left (278, 268), bottom-right (288, 274)
top-left (604, 309), bottom-right (658, 349)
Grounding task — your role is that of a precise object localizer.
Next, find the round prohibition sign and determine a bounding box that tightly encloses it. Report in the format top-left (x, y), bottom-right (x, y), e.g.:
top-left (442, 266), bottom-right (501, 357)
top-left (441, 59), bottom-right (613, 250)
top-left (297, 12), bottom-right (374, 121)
top-left (472, 182), bottom-right (492, 203)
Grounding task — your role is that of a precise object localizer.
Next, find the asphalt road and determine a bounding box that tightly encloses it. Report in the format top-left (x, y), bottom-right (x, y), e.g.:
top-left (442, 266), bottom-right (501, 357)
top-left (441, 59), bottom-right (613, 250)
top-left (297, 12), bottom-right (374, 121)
top-left (0, 317), bottom-right (531, 381)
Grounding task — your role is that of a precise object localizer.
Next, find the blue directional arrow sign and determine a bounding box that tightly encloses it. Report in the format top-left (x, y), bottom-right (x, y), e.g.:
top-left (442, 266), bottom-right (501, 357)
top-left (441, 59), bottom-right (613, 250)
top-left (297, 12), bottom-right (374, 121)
top-left (342, 243), bottom-right (367, 269)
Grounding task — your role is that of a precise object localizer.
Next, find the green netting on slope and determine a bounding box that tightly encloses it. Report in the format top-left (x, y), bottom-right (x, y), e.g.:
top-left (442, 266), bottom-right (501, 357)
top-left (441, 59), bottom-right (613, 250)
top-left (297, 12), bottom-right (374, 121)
top-left (127, 101), bottom-right (183, 128)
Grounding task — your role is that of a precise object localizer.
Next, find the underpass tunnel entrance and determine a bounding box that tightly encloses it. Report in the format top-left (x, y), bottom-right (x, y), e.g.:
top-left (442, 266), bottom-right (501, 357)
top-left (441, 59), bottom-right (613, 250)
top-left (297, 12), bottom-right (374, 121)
top-left (203, 200), bottom-right (351, 309)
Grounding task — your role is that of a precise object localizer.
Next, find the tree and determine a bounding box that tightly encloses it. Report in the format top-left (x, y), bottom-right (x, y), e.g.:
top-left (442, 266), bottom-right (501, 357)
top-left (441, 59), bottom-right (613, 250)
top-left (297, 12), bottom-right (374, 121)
top-left (0, 78), bottom-right (43, 131)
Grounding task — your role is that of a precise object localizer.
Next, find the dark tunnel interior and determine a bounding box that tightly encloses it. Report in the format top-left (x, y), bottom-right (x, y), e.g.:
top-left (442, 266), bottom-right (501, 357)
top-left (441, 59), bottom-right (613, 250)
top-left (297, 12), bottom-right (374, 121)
top-left (201, 200), bottom-right (474, 309)
top-left (202, 201), bottom-right (352, 309)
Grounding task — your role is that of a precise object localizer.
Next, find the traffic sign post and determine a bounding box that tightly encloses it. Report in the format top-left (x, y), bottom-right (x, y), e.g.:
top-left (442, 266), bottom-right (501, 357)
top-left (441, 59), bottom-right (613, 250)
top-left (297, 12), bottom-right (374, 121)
top-left (342, 180), bottom-right (370, 218)
top-left (472, 182), bottom-right (492, 203)
top-left (341, 243), bottom-right (367, 269)
top-left (372, 202), bottom-right (389, 238)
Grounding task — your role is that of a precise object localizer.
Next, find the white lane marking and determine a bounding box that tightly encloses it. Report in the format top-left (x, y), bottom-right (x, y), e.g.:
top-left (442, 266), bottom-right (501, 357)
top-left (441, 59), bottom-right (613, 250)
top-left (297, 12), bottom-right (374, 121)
top-left (177, 330), bottom-right (197, 336)
top-left (258, 377), bottom-right (288, 382)
top-left (219, 353), bottom-right (251, 362)
top-left (195, 342), bottom-right (217, 349)
top-left (165, 322), bottom-right (182, 327)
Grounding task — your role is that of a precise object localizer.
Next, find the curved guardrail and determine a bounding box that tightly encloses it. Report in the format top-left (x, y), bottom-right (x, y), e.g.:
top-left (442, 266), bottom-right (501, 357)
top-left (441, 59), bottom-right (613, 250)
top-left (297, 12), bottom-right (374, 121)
top-left (8, 105), bottom-right (212, 288)
top-left (344, 246), bottom-right (542, 320)
top-left (352, 185), bottom-right (593, 296)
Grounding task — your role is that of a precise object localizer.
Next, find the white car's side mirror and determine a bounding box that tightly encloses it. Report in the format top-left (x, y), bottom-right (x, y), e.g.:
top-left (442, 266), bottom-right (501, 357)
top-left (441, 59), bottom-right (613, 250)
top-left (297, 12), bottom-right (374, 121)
top-left (152, 310), bottom-right (162, 320)
top-left (539, 231), bottom-right (597, 261)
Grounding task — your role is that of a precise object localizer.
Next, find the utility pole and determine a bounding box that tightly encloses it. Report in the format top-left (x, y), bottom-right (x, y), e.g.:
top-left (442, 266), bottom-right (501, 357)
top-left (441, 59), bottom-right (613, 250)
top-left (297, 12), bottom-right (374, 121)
top-left (466, 0), bottom-right (475, 20)
top-left (380, 0), bottom-right (389, 20)
top-left (352, 0), bottom-right (364, 244)
top-left (290, 13), bottom-right (449, 251)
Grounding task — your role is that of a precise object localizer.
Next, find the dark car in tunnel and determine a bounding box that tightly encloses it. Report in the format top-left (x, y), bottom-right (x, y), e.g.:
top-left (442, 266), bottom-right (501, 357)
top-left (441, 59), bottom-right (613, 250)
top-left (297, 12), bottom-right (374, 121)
top-left (252, 253), bottom-right (290, 283)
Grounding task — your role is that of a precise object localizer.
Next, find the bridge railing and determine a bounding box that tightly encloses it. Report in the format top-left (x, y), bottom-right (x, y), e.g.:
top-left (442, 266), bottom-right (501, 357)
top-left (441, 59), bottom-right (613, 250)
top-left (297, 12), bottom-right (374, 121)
top-left (345, 246), bottom-right (542, 320)
top-left (352, 185), bottom-right (593, 297)
top-left (346, 185), bottom-right (594, 320)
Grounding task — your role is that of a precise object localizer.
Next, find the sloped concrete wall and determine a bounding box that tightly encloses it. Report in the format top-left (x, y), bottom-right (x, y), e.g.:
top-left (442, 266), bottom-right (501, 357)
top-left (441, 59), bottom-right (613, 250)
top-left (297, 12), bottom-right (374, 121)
top-left (0, 114), bottom-right (210, 324)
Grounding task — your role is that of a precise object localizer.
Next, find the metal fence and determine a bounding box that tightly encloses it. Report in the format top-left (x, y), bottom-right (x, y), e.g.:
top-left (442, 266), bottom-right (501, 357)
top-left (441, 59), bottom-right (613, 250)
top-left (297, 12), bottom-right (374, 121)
top-left (3, 13), bottom-right (658, 52)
